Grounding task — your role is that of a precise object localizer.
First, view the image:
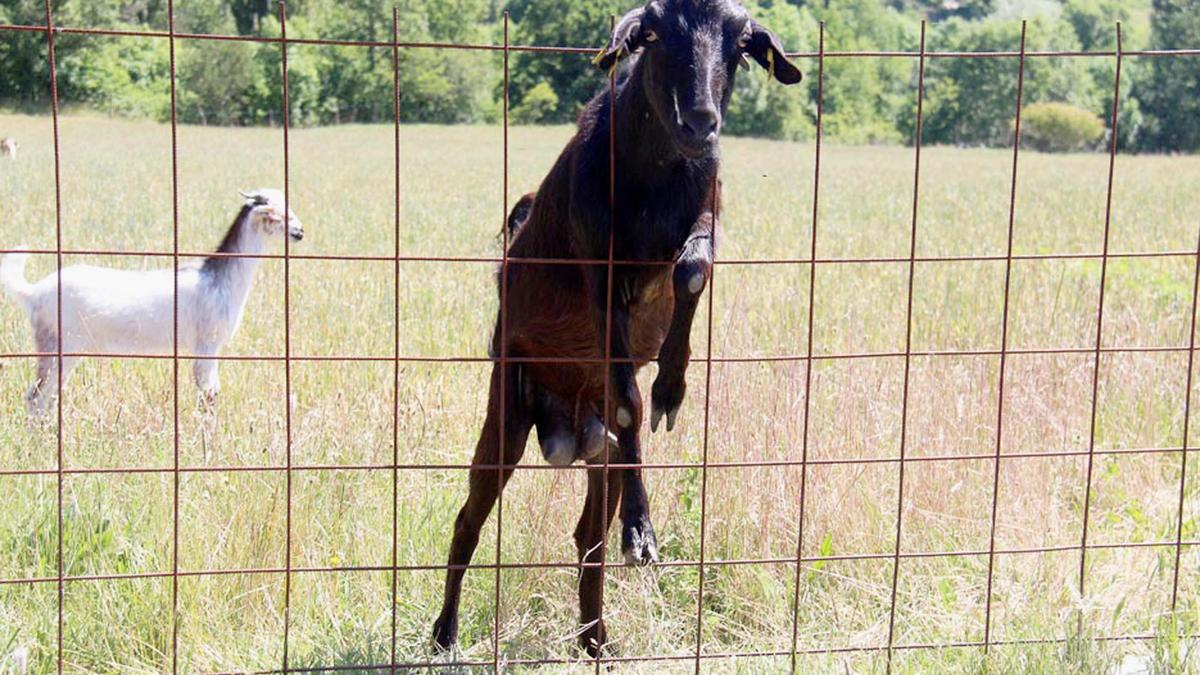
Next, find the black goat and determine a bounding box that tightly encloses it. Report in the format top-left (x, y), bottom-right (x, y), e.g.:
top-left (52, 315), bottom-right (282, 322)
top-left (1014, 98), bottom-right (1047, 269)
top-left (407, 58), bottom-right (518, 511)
top-left (434, 0), bottom-right (802, 656)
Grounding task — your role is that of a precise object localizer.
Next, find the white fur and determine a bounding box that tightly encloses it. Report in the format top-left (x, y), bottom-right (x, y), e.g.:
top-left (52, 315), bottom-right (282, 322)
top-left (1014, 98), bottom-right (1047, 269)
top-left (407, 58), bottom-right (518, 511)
top-left (1, 188), bottom-right (303, 414)
top-left (0, 137), bottom-right (16, 160)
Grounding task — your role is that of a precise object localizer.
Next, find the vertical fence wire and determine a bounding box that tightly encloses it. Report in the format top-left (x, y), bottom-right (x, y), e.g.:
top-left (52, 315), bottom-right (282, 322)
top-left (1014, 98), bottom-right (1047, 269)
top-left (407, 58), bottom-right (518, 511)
top-left (389, 7), bottom-right (402, 673)
top-left (885, 20), bottom-right (927, 669)
top-left (492, 12), bottom-right (511, 672)
top-left (1078, 21), bottom-right (1123, 610)
top-left (279, 1), bottom-right (295, 670)
top-left (166, 0), bottom-right (182, 670)
top-left (691, 171), bottom-right (719, 675)
top-left (1170, 228), bottom-right (1200, 611)
top-left (788, 22), bottom-right (824, 670)
top-left (982, 20), bottom-right (1027, 651)
top-left (594, 14), bottom-right (618, 671)
top-left (39, 0), bottom-right (65, 671)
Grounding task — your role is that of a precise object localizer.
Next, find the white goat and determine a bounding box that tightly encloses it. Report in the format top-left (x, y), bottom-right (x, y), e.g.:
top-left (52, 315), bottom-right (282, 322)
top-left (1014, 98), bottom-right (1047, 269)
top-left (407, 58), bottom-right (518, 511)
top-left (1, 189), bottom-right (303, 414)
top-left (0, 137), bottom-right (16, 160)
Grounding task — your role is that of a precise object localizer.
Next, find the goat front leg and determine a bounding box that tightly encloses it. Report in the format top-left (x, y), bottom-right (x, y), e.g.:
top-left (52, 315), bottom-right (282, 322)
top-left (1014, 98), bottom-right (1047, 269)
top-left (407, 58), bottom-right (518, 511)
top-left (192, 346), bottom-right (221, 411)
top-left (585, 267), bottom-right (657, 566)
top-left (651, 216), bottom-right (715, 433)
top-left (433, 361), bottom-right (532, 651)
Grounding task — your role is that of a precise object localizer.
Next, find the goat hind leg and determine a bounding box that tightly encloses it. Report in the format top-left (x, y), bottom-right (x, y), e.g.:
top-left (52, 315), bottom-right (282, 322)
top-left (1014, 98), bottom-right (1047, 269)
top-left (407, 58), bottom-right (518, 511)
top-left (28, 355), bottom-right (80, 418)
top-left (617, 431), bottom-right (658, 567)
top-left (433, 363), bottom-right (531, 651)
top-left (25, 356), bottom-right (53, 417)
top-left (575, 460), bottom-right (623, 656)
top-left (26, 323), bottom-right (58, 416)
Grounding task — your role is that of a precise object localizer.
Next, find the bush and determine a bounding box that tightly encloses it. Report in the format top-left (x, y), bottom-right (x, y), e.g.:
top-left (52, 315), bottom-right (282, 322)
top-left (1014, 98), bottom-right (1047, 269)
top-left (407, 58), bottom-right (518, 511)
top-left (1019, 102), bottom-right (1105, 153)
top-left (512, 81), bottom-right (560, 124)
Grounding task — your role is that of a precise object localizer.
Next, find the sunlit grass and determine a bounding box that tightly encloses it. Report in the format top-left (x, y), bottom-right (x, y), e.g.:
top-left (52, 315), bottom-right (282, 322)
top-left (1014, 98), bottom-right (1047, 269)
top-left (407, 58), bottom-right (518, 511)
top-left (1, 112), bottom-right (1199, 672)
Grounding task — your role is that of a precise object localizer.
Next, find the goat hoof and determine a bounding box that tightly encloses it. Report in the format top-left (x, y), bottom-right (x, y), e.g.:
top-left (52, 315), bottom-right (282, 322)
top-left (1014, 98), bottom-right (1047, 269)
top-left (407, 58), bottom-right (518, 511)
top-left (650, 402), bottom-right (680, 433)
top-left (622, 521), bottom-right (659, 566)
top-left (650, 374), bottom-right (685, 433)
top-left (432, 614), bottom-right (457, 652)
top-left (580, 619), bottom-right (607, 657)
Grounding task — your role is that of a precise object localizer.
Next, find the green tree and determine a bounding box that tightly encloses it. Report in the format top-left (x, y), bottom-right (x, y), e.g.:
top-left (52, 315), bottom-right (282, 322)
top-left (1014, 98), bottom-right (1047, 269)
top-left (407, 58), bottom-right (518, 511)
top-left (905, 16), bottom-right (1102, 147)
top-left (724, 0), bottom-right (817, 141)
top-left (0, 0), bottom-right (53, 105)
top-left (507, 0), bottom-right (629, 122)
top-left (57, 32), bottom-right (170, 118)
top-left (1020, 101), bottom-right (1105, 152)
top-left (813, 0), bottom-right (918, 144)
top-left (178, 39), bottom-right (263, 125)
top-left (889, 0), bottom-right (995, 20)
top-left (512, 80), bottom-right (560, 123)
top-left (1061, 0), bottom-right (1130, 51)
top-left (1138, 0), bottom-right (1200, 152)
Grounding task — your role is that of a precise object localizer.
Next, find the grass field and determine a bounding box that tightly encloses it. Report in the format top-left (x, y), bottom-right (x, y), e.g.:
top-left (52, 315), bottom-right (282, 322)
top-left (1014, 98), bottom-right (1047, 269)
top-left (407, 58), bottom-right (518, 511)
top-left (0, 111), bottom-right (1199, 673)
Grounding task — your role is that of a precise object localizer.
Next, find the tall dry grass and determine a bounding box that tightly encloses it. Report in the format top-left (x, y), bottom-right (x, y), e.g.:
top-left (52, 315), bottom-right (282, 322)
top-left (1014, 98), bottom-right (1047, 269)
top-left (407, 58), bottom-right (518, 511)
top-left (0, 111), bottom-right (1198, 672)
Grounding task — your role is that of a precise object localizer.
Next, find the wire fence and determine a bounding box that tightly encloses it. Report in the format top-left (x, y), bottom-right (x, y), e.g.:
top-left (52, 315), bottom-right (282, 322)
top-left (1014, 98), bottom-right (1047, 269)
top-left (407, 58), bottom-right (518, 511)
top-left (1, 1), bottom-right (1199, 672)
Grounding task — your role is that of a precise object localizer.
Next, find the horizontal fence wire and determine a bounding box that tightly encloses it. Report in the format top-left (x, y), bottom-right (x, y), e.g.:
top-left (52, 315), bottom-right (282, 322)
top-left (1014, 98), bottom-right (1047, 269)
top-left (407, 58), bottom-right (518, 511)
top-left (1, 20), bottom-right (1200, 58)
top-left (1, 7), bottom-right (1199, 674)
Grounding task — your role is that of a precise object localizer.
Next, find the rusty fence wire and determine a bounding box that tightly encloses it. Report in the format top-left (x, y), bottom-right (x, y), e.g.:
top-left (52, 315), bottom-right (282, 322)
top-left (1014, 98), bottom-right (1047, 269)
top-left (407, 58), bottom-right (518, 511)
top-left (1, 2), bottom-right (1200, 672)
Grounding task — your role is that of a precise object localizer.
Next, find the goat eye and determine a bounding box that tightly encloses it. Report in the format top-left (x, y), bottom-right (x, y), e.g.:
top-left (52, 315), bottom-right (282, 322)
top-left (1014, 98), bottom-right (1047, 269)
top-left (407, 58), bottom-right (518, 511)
top-left (643, 29), bottom-right (659, 43)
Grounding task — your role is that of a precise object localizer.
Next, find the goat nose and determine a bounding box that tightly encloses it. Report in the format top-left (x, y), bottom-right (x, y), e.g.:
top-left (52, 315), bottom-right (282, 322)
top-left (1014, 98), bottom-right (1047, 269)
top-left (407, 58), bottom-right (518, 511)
top-left (681, 107), bottom-right (719, 141)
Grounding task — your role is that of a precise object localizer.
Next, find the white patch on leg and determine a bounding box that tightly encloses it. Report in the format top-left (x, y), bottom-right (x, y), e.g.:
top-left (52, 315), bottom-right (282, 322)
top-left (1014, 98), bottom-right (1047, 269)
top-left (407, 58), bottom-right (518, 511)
top-left (616, 406), bottom-right (632, 428)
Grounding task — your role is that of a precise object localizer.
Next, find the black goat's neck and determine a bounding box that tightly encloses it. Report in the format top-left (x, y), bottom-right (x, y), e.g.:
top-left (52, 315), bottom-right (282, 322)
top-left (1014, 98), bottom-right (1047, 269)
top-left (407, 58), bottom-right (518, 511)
top-left (610, 61), bottom-right (718, 186)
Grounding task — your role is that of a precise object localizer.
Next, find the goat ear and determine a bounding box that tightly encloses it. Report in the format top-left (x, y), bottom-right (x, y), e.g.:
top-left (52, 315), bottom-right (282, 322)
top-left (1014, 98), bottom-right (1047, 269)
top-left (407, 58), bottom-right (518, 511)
top-left (746, 21), bottom-right (802, 85)
top-left (593, 7), bottom-right (645, 72)
top-left (239, 189), bottom-right (269, 206)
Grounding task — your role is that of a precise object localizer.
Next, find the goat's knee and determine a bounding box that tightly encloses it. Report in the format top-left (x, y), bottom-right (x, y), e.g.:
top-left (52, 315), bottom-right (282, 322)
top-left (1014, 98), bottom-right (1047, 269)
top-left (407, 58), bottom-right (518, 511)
top-left (674, 257), bottom-right (710, 297)
top-left (674, 228), bottom-right (714, 298)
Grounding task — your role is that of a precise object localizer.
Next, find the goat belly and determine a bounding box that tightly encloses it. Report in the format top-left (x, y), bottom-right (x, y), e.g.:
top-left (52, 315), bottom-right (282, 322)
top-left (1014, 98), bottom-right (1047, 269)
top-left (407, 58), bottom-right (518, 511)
top-left (507, 271), bottom-right (674, 405)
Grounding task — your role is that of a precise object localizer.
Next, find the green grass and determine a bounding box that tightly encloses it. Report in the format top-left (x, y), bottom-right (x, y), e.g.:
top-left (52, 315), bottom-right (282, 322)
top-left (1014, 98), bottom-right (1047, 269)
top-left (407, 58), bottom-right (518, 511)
top-left (1, 112), bottom-right (1199, 673)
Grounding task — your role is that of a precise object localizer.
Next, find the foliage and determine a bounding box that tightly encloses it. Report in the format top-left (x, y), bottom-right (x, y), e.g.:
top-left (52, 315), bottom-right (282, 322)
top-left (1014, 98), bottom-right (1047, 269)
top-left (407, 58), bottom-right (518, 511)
top-left (902, 15), bottom-right (1101, 147)
top-left (0, 0), bottom-right (1196, 151)
top-left (813, 0), bottom-right (919, 144)
top-left (512, 80), bottom-right (559, 124)
top-left (1019, 101), bottom-right (1104, 151)
top-left (1137, 0), bottom-right (1200, 152)
top-left (723, 0), bottom-right (817, 141)
top-left (506, 0), bottom-right (628, 123)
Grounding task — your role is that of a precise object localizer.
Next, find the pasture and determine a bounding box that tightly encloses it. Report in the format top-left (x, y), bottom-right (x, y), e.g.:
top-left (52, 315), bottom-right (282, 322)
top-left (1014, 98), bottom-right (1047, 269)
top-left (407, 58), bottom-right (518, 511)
top-left (0, 111), bottom-right (1199, 673)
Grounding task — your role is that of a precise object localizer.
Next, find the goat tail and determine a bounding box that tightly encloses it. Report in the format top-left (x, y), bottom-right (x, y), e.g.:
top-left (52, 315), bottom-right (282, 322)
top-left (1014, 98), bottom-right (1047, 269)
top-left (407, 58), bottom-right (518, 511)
top-left (0, 247), bottom-right (33, 311)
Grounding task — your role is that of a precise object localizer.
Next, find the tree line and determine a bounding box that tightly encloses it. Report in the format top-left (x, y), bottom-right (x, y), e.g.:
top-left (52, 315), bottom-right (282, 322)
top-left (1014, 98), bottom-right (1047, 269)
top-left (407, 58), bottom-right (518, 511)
top-left (0, 0), bottom-right (1197, 152)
